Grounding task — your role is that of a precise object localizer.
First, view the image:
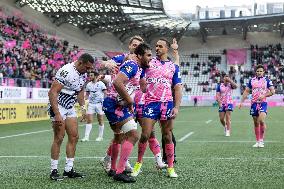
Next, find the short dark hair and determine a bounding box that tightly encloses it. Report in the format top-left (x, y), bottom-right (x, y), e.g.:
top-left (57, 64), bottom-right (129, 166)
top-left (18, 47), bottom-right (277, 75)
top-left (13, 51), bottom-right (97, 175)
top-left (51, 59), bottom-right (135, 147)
top-left (89, 71), bottom-right (99, 76)
top-left (255, 64), bottom-right (264, 71)
top-left (158, 38), bottom-right (171, 48)
top-left (78, 53), bottom-right (95, 64)
top-left (134, 43), bottom-right (151, 56)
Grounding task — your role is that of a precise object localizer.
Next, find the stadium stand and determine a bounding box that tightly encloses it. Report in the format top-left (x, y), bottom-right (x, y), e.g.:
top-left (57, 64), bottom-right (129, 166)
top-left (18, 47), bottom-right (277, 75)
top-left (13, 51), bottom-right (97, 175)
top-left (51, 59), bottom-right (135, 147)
top-left (240, 44), bottom-right (284, 94)
top-left (180, 51), bottom-right (223, 95)
top-left (0, 10), bottom-right (84, 88)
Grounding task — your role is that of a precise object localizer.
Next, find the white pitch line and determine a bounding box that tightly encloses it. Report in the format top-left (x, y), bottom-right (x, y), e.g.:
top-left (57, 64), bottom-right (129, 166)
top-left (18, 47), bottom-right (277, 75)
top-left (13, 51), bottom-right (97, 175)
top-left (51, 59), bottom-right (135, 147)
top-left (178, 132), bottom-right (194, 142)
top-left (205, 120), bottom-right (212, 124)
top-left (0, 156), bottom-right (284, 161)
top-left (0, 124), bottom-right (84, 140)
top-left (188, 140), bottom-right (280, 143)
top-left (0, 156), bottom-right (157, 159)
top-left (0, 129), bottom-right (52, 139)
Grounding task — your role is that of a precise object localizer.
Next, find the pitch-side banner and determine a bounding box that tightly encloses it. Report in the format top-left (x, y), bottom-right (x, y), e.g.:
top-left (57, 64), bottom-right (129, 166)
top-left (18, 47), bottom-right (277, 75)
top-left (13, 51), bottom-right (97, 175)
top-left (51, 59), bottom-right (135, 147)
top-left (0, 103), bottom-right (83, 124)
top-left (32, 88), bottom-right (49, 99)
top-left (0, 86), bottom-right (27, 99)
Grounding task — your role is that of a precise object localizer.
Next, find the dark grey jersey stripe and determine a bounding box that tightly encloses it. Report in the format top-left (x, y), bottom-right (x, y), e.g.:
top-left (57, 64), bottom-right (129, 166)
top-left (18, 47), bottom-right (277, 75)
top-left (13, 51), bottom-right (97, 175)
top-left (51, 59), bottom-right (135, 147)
top-left (58, 92), bottom-right (77, 109)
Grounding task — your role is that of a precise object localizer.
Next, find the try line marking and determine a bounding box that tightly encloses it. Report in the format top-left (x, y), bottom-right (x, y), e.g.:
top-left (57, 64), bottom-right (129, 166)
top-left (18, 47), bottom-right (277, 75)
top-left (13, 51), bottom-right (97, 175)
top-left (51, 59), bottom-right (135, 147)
top-left (178, 132), bottom-right (194, 142)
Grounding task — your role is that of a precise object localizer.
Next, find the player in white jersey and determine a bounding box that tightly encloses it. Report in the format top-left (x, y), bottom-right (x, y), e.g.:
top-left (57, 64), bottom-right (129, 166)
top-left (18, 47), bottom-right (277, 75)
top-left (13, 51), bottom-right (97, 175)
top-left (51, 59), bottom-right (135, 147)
top-left (48, 53), bottom-right (95, 181)
top-left (81, 72), bottom-right (107, 142)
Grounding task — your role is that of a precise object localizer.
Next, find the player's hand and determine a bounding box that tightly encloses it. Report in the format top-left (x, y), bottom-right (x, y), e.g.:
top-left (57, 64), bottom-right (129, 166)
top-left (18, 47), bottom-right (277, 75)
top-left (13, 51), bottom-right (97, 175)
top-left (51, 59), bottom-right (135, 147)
top-left (171, 107), bottom-right (179, 119)
top-left (97, 74), bottom-right (105, 81)
top-left (257, 95), bottom-right (265, 102)
top-left (80, 106), bottom-right (87, 122)
top-left (80, 111), bottom-right (86, 122)
top-left (128, 103), bottom-right (134, 114)
top-left (171, 38), bottom-right (178, 51)
top-left (54, 114), bottom-right (63, 127)
top-left (105, 61), bottom-right (119, 73)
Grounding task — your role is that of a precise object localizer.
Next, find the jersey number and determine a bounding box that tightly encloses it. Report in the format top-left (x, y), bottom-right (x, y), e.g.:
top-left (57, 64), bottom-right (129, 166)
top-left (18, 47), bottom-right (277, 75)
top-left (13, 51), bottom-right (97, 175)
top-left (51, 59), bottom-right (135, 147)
top-left (60, 70), bottom-right (69, 78)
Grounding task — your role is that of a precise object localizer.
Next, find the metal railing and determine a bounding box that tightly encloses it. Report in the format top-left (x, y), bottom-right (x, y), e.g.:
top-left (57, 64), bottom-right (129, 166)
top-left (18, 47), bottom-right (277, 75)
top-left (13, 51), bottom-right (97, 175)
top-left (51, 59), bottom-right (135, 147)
top-left (0, 77), bottom-right (51, 88)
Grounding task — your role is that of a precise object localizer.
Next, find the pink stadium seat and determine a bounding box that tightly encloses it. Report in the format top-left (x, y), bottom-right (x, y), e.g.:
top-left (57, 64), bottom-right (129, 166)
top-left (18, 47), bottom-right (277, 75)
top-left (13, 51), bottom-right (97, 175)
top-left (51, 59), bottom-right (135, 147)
top-left (104, 51), bottom-right (123, 58)
top-left (8, 78), bottom-right (15, 86)
top-left (35, 80), bottom-right (41, 88)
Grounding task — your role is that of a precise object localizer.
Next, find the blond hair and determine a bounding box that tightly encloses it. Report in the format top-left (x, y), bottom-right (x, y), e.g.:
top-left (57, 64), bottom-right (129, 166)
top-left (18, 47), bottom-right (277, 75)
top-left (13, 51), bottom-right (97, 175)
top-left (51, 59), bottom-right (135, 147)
top-left (129, 35), bottom-right (144, 45)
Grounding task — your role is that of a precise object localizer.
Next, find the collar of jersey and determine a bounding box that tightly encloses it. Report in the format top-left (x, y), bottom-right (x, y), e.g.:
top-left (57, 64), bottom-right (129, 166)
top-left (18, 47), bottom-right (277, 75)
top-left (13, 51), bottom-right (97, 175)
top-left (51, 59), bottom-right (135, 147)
top-left (73, 64), bottom-right (82, 75)
top-left (156, 57), bottom-right (170, 65)
top-left (256, 76), bottom-right (264, 80)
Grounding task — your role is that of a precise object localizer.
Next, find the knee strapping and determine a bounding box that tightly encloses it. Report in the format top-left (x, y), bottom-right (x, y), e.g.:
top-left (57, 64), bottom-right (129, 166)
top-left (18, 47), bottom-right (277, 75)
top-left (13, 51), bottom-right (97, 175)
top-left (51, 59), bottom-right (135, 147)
top-left (121, 119), bottom-right (137, 133)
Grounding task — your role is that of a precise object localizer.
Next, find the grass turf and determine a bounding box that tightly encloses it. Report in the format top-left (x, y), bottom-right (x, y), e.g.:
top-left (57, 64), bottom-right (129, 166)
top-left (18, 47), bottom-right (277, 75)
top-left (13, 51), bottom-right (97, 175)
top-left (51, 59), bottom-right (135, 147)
top-left (0, 107), bottom-right (283, 189)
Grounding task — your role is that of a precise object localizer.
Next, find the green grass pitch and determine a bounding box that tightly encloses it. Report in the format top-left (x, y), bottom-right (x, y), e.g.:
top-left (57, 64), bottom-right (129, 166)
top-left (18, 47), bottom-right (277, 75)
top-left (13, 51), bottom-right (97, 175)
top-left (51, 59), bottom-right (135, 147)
top-left (0, 107), bottom-right (283, 189)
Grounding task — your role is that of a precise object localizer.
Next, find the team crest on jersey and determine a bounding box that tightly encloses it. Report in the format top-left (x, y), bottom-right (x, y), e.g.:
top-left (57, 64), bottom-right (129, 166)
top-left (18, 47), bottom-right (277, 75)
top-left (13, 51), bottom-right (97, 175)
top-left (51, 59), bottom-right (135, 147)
top-left (125, 66), bottom-right (132, 73)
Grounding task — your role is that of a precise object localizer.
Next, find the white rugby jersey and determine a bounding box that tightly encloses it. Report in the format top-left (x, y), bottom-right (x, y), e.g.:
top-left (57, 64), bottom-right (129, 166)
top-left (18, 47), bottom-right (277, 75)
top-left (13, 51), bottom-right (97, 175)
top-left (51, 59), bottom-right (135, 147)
top-left (54, 62), bottom-right (87, 109)
top-left (86, 81), bottom-right (106, 104)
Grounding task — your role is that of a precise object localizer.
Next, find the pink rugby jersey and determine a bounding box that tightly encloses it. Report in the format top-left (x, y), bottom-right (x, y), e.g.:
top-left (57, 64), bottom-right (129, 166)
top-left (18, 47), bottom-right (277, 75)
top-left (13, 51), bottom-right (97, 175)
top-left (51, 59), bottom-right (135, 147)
top-left (247, 76), bottom-right (273, 103)
top-left (144, 57), bottom-right (182, 103)
top-left (216, 83), bottom-right (233, 105)
top-left (107, 60), bottom-right (143, 101)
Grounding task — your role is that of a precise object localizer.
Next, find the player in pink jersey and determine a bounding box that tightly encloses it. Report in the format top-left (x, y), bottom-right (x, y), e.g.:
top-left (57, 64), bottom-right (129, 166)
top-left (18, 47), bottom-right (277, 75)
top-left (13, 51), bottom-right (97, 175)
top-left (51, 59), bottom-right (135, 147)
top-left (239, 64), bottom-right (275, 148)
top-left (100, 36), bottom-right (144, 174)
top-left (103, 43), bottom-right (152, 183)
top-left (131, 38), bottom-right (182, 178)
top-left (216, 74), bottom-right (237, 136)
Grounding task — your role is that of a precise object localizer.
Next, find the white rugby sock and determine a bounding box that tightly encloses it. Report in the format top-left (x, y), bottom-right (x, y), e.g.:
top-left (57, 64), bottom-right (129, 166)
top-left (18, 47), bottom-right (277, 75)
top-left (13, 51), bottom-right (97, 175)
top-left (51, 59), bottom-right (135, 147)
top-left (51, 159), bottom-right (58, 172)
top-left (84, 124), bottom-right (92, 138)
top-left (98, 124), bottom-right (104, 138)
top-left (64, 158), bottom-right (74, 172)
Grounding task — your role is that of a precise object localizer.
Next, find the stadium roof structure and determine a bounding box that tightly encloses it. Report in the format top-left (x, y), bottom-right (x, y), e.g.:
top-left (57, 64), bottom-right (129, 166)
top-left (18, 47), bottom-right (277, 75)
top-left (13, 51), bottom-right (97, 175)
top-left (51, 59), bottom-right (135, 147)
top-left (198, 13), bottom-right (284, 42)
top-left (14, 0), bottom-right (190, 42)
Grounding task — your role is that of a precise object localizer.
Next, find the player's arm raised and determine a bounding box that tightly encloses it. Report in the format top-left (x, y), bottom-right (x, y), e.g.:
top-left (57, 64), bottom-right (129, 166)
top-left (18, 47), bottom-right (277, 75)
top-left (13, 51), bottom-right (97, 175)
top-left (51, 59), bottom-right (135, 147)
top-left (171, 38), bottom-right (179, 66)
top-left (227, 78), bottom-right (238, 89)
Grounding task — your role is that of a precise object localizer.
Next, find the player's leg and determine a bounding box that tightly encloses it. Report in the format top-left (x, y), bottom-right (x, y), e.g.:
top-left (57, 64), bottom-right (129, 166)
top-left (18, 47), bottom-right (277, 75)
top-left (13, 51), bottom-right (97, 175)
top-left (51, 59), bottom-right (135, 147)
top-left (102, 98), bottom-right (121, 175)
top-left (219, 111), bottom-right (226, 135)
top-left (162, 126), bottom-right (177, 164)
top-left (107, 132), bottom-right (123, 177)
top-left (81, 113), bottom-right (93, 141)
top-left (131, 117), bottom-right (155, 177)
top-left (95, 103), bottom-right (105, 141)
top-left (252, 116), bottom-right (260, 147)
top-left (258, 112), bottom-right (267, 148)
top-left (148, 126), bottom-right (165, 168)
top-left (225, 111), bottom-right (231, 136)
top-left (81, 103), bottom-right (94, 141)
top-left (161, 119), bottom-right (177, 178)
top-left (64, 116), bottom-right (85, 178)
top-left (113, 117), bottom-right (138, 183)
top-left (101, 140), bottom-right (112, 172)
top-left (49, 106), bottom-right (66, 181)
top-left (50, 121), bottom-right (66, 181)
top-left (96, 113), bottom-right (104, 141)
top-left (172, 131), bottom-right (177, 163)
